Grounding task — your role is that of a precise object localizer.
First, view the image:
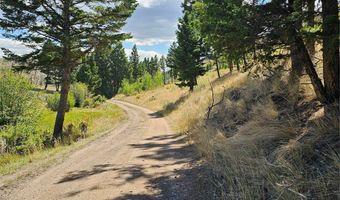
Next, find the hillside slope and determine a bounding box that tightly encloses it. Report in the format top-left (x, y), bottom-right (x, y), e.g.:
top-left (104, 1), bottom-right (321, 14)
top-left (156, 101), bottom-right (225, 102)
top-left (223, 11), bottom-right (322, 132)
top-left (116, 69), bottom-right (339, 199)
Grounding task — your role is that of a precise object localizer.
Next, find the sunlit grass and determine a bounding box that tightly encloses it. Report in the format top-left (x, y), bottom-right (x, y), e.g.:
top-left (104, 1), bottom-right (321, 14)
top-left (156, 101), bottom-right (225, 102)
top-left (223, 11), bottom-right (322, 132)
top-left (0, 103), bottom-right (126, 175)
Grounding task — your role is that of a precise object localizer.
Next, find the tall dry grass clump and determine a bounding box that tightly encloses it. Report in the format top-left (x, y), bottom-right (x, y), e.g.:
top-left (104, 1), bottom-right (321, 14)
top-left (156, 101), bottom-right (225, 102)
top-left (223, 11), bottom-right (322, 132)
top-left (192, 74), bottom-right (339, 199)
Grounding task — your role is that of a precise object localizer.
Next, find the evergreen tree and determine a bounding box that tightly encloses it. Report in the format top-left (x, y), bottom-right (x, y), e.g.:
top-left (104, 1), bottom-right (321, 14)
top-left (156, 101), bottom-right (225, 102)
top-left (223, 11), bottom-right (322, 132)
top-left (96, 43), bottom-right (129, 98)
top-left (321, 0), bottom-right (339, 103)
top-left (130, 44), bottom-right (140, 81)
top-left (159, 55), bottom-right (167, 84)
top-left (0, 0), bottom-right (137, 139)
top-left (166, 42), bottom-right (178, 82)
top-left (76, 54), bottom-right (102, 92)
top-left (169, 1), bottom-right (206, 91)
top-left (6, 40), bottom-right (63, 91)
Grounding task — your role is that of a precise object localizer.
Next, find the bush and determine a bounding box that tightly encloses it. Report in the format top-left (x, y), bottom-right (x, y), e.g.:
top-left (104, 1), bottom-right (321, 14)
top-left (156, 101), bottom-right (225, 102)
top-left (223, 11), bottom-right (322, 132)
top-left (82, 95), bottom-right (106, 108)
top-left (93, 95), bottom-right (106, 105)
top-left (70, 83), bottom-right (88, 107)
top-left (83, 98), bottom-right (94, 108)
top-left (0, 72), bottom-right (33, 126)
top-left (0, 119), bottom-right (42, 154)
top-left (119, 71), bottom-right (164, 96)
top-left (46, 92), bottom-right (75, 112)
top-left (62, 121), bottom-right (89, 145)
top-left (0, 71), bottom-right (45, 154)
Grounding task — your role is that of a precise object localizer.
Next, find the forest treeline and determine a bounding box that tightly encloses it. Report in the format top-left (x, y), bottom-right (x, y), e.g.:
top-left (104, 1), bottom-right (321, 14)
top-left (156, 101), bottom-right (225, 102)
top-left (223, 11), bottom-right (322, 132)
top-left (167, 0), bottom-right (339, 104)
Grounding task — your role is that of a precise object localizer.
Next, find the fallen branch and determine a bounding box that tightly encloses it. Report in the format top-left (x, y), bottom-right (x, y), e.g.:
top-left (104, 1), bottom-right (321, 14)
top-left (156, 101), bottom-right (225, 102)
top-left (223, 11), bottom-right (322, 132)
top-left (206, 80), bottom-right (226, 120)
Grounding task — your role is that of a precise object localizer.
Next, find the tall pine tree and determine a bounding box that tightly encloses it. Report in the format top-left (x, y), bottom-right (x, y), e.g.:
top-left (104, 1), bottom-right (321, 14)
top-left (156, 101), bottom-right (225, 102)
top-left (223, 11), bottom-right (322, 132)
top-left (168, 0), bottom-right (205, 91)
top-left (96, 43), bottom-right (129, 97)
top-left (76, 54), bottom-right (102, 92)
top-left (130, 44), bottom-right (140, 81)
top-left (159, 55), bottom-right (167, 84)
top-left (0, 0), bottom-right (137, 139)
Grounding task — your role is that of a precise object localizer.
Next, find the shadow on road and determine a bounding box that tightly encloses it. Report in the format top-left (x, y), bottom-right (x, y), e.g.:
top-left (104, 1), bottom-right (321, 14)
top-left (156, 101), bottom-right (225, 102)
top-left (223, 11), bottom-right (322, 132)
top-left (57, 133), bottom-right (216, 199)
top-left (56, 164), bottom-right (119, 184)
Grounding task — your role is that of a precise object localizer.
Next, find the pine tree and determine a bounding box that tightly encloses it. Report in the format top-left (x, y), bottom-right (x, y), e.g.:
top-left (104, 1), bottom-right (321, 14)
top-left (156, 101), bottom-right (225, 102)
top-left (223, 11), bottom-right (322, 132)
top-left (96, 43), bottom-right (129, 97)
top-left (76, 54), bottom-right (102, 92)
top-left (130, 44), bottom-right (140, 81)
top-left (166, 42), bottom-right (178, 83)
top-left (321, 0), bottom-right (339, 103)
top-left (159, 55), bottom-right (167, 84)
top-left (0, 0), bottom-right (137, 139)
top-left (169, 1), bottom-right (206, 91)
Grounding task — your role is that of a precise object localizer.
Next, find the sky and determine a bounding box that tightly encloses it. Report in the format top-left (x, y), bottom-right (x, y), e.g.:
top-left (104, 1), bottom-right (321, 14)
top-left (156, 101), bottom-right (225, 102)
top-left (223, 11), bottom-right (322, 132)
top-left (0, 0), bottom-right (183, 59)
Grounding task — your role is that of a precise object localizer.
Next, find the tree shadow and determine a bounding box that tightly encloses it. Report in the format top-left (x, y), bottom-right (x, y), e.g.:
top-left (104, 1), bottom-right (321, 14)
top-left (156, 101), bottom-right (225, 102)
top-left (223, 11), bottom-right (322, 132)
top-left (158, 93), bottom-right (190, 116)
top-left (32, 87), bottom-right (56, 94)
top-left (112, 164), bottom-right (217, 200)
top-left (58, 133), bottom-right (217, 199)
top-left (56, 164), bottom-right (119, 184)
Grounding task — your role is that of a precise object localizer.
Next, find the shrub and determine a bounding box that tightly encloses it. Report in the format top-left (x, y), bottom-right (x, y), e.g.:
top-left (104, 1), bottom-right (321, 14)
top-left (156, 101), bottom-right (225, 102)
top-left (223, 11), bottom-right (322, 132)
top-left (70, 83), bottom-right (88, 107)
top-left (46, 92), bottom-right (75, 112)
top-left (92, 95), bottom-right (106, 105)
top-left (62, 121), bottom-right (89, 145)
top-left (0, 103), bottom-right (43, 154)
top-left (0, 71), bottom-right (45, 154)
top-left (119, 72), bottom-right (164, 96)
top-left (0, 72), bottom-right (33, 126)
top-left (82, 95), bottom-right (106, 108)
top-left (83, 98), bottom-right (94, 108)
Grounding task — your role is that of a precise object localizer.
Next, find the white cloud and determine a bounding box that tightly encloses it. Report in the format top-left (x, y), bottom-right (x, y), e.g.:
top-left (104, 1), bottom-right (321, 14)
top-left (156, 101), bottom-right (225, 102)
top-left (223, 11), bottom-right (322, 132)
top-left (127, 37), bottom-right (175, 46)
top-left (125, 48), bottom-right (163, 59)
top-left (124, 0), bottom-right (182, 47)
top-left (137, 0), bottom-right (167, 8)
top-left (0, 38), bottom-right (33, 57)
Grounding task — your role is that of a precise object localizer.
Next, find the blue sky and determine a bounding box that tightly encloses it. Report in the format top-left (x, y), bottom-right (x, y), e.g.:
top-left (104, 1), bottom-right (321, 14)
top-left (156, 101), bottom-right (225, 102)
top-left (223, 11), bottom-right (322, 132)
top-left (123, 0), bottom-right (182, 58)
top-left (0, 0), bottom-right (183, 59)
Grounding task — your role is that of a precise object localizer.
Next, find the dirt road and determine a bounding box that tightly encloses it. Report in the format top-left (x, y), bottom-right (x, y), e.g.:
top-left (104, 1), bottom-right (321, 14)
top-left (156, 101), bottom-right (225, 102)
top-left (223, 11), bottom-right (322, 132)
top-left (0, 100), bottom-right (207, 200)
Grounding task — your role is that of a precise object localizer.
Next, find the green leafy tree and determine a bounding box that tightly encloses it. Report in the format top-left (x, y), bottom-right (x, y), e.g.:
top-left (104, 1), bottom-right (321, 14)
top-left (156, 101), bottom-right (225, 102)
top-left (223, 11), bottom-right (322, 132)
top-left (0, 0), bottom-right (137, 139)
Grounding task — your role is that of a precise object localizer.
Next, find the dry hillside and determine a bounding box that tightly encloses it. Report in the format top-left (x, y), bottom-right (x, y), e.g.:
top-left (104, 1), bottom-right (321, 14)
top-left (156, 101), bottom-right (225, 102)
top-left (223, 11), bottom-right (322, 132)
top-left (116, 68), bottom-right (339, 199)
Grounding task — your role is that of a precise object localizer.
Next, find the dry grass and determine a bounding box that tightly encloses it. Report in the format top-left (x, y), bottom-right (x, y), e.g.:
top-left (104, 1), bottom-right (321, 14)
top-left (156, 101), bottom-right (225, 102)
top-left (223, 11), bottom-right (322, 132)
top-left (116, 68), bottom-right (339, 199)
top-left (116, 69), bottom-right (247, 132)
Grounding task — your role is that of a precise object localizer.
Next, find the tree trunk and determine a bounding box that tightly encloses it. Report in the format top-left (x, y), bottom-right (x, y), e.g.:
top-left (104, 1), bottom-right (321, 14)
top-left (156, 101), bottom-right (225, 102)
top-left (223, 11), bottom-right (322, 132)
top-left (228, 60), bottom-right (233, 74)
top-left (44, 82), bottom-right (48, 90)
top-left (163, 70), bottom-right (166, 85)
top-left (289, 42), bottom-right (304, 83)
top-left (55, 83), bottom-right (60, 91)
top-left (322, 0), bottom-right (339, 103)
top-left (293, 31), bottom-right (328, 103)
top-left (53, 0), bottom-right (71, 140)
top-left (289, 0), bottom-right (304, 84)
top-left (306, 0), bottom-right (315, 57)
top-left (215, 56), bottom-right (221, 78)
top-left (236, 61), bottom-right (240, 72)
top-left (53, 67), bottom-right (71, 140)
top-left (189, 82), bottom-right (194, 92)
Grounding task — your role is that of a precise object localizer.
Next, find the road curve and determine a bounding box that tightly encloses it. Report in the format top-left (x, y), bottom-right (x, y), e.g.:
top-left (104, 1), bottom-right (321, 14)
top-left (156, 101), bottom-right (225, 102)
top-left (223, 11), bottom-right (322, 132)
top-left (1, 100), bottom-right (194, 200)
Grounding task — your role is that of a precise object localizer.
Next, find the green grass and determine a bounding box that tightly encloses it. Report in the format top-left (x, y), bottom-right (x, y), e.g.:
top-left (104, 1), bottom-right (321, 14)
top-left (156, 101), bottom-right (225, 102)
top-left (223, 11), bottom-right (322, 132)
top-left (0, 103), bottom-right (126, 175)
